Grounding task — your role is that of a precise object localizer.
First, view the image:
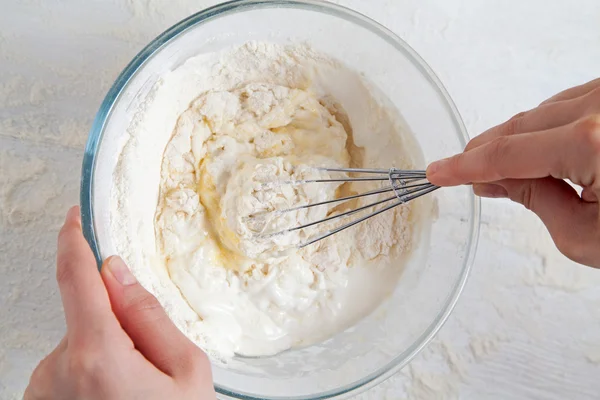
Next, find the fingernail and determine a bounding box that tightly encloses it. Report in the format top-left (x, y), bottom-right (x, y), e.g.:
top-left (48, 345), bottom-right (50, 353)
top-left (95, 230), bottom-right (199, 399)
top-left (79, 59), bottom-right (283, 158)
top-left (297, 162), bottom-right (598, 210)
top-left (475, 184), bottom-right (508, 198)
top-left (66, 206), bottom-right (81, 227)
top-left (427, 159), bottom-right (449, 176)
top-left (107, 256), bottom-right (137, 286)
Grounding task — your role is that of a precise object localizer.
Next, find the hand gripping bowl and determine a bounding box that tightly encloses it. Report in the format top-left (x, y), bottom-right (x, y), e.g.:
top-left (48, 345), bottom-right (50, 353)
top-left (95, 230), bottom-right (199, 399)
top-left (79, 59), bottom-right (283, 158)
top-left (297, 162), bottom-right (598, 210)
top-left (80, 0), bottom-right (480, 398)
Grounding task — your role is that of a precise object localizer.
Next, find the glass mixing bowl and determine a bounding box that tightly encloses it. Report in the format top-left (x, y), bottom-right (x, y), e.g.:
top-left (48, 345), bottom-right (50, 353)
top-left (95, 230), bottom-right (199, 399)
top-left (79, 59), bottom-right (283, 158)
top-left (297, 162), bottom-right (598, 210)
top-left (80, 0), bottom-right (480, 398)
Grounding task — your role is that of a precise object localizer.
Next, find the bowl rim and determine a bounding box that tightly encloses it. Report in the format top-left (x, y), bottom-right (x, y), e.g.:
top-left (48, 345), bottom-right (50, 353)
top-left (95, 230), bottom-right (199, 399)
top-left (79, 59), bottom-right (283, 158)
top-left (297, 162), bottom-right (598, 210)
top-left (80, 0), bottom-right (481, 398)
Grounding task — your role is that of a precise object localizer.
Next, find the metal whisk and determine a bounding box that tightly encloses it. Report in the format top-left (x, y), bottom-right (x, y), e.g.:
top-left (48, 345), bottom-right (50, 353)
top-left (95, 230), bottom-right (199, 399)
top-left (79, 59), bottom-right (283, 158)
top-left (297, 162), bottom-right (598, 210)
top-left (255, 167), bottom-right (439, 248)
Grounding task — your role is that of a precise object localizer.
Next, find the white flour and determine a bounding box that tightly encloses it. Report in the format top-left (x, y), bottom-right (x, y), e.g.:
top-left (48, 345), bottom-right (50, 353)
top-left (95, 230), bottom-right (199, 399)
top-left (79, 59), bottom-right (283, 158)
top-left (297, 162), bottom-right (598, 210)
top-left (111, 41), bottom-right (420, 360)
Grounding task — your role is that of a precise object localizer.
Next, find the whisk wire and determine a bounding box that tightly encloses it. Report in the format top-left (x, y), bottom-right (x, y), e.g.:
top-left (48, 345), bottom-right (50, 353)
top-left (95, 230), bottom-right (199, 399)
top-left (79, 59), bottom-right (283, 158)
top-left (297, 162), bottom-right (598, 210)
top-left (299, 199), bottom-right (404, 248)
top-left (255, 166), bottom-right (439, 247)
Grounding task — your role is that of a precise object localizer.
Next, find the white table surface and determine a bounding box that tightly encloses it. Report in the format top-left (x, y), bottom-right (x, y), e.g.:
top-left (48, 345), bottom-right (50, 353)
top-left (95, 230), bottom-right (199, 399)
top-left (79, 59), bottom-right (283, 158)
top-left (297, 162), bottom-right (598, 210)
top-left (1, 1), bottom-right (600, 399)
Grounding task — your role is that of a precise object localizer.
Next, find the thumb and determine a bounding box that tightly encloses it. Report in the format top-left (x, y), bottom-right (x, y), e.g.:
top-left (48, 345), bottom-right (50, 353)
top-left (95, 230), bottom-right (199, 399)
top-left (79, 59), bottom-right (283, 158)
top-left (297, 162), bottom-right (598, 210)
top-left (475, 177), bottom-right (599, 265)
top-left (101, 256), bottom-right (209, 378)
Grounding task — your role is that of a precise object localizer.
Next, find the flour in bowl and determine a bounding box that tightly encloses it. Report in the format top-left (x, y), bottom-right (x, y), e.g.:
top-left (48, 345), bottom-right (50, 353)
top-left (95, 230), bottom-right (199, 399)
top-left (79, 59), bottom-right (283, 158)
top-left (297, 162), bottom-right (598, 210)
top-left (111, 42), bottom-right (421, 361)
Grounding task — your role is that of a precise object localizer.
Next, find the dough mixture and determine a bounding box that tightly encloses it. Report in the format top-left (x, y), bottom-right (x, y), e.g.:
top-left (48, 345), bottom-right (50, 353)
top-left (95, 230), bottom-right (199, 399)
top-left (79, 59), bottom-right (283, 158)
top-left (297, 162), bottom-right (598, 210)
top-left (111, 42), bottom-right (421, 361)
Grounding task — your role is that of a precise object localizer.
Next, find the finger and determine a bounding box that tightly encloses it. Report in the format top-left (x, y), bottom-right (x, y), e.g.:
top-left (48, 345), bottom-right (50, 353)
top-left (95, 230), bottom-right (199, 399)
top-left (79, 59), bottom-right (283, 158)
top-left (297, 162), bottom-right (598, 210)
top-left (427, 118), bottom-right (600, 187)
top-left (464, 112), bottom-right (526, 152)
top-left (56, 206), bottom-right (116, 343)
top-left (428, 128), bottom-right (561, 186)
top-left (541, 77), bottom-right (600, 105)
top-left (465, 92), bottom-right (599, 152)
top-left (496, 178), bottom-right (600, 267)
top-left (581, 186), bottom-right (599, 203)
top-left (513, 95), bottom-right (600, 135)
top-left (473, 183), bottom-right (509, 198)
top-left (101, 256), bottom-right (210, 378)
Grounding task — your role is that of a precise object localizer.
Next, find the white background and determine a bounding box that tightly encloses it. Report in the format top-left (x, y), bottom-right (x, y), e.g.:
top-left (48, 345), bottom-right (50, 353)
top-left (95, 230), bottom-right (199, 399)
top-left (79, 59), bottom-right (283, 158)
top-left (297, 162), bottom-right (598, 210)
top-left (1, 1), bottom-right (600, 399)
